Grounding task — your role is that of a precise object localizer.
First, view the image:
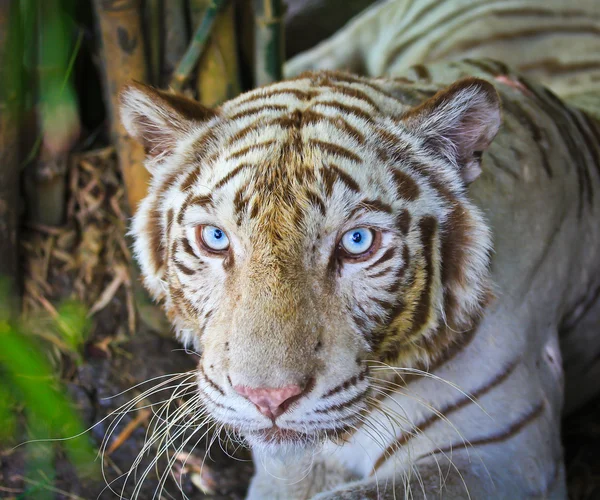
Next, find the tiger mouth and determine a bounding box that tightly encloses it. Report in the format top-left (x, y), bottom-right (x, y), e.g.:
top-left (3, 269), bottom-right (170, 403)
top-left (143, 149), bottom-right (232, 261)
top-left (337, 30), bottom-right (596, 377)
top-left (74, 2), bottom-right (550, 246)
top-left (244, 420), bottom-right (360, 446)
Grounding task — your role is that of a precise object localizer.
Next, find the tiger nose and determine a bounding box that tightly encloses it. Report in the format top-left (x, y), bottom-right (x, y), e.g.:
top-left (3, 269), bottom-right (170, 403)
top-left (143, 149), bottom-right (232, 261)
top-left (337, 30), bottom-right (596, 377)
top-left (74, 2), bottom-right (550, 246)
top-left (233, 384), bottom-right (306, 420)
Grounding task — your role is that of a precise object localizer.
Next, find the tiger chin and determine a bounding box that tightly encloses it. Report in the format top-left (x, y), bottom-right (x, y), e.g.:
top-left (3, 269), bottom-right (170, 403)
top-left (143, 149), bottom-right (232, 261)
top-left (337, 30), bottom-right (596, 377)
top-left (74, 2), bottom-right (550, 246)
top-left (120, 63), bottom-right (600, 499)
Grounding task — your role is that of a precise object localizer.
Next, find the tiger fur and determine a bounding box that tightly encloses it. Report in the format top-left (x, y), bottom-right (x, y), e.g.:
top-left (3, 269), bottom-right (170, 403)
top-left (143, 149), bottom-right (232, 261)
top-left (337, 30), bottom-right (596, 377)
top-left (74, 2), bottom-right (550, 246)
top-left (119, 3), bottom-right (600, 497)
top-left (285, 0), bottom-right (600, 100)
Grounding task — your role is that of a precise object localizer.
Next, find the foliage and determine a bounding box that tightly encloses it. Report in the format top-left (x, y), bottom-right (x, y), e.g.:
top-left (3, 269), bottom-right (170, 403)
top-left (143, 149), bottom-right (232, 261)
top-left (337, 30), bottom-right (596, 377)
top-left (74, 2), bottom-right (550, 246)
top-left (0, 280), bottom-right (99, 497)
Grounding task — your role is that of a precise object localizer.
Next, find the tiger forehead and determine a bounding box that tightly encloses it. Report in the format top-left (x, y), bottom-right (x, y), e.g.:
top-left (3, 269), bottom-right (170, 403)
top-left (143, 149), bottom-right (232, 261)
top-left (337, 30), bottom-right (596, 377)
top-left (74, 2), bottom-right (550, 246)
top-left (181, 75), bottom-right (422, 254)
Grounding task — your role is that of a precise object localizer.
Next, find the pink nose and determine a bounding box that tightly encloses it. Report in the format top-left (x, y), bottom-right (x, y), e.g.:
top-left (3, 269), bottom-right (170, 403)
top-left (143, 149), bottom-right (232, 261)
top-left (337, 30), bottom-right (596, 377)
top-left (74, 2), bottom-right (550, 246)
top-left (233, 384), bottom-right (305, 419)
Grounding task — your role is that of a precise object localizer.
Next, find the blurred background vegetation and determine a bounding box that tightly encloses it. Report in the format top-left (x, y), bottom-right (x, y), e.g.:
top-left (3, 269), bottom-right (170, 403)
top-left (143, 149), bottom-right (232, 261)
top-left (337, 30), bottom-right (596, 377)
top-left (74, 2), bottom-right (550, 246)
top-left (0, 0), bottom-right (598, 498)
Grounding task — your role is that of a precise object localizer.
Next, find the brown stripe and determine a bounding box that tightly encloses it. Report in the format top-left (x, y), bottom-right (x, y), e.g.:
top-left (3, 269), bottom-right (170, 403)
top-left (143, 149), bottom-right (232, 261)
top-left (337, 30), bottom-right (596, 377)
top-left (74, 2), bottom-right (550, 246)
top-left (322, 369), bottom-right (367, 399)
top-left (229, 104), bottom-right (288, 120)
top-left (181, 237), bottom-right (197, 259)
top-left (408, 159), bottom-right (456, 202)
top-left (518, 58), bottom-right (600, 76)
top-left (270, 113), bottom-right (303, 131)
top-left (168, 279), bottom-right (199, 319)
top-left (174, 259), bottom-right (196, 276)
top-left (314, 389), bottom-right (368, 414)
top-left (443, 25), bottom-right (600, 58)
top-left (321, 82), bottom-right (378, 109)
top-left (406, 217), bottom-right (436, 335)
top-left (147, 208), bottom-right (164, 275)
top-left (191, 127), bottom-right (220, 164)
top-left (302, 109), bottom-right (366, 145)
top-left (180, 169), bottom-right (201, 192)
top-left (145, 168), bottom-right (184, 273)
top-left (428, 400), bottom-right (545, 457)
top-left (368, 267), bottom-right (396, 279)
top-left (326, 73), bottom-right (401, 102)
top-left (365, 248), bottom-right (396, 270)
top-left (226, 140), bottom-right (276, 161)
top-left (412, 64), bottom-right (431, 82)
top-left (462, 58), bottom-right (511, 77)
top-left (323, 163), bottom-right (361, 196)
top-left (214, 163), bottom-right (252, 190)
top-left (379, 217), bottom-right (436, 361)
top-left (440, 204), bottom-right (474, 295)
top-left (358, 199), bottom-right (393, 214)
top-left (396, 209), bottom-right (412, 235)
top-left (166, 208), bottom-right (174, 239)
top-left (309, 139), bottom-right (362, 163)
top-left (306, 190), bottom-right (326, 216)
top-left (234, 87), bottom-right (318, 107)
top-left (177, 193), bottom-right (215, 225)
top-left (501, 97), bottom-right (553, 177)
top-left (233, 187), bottom-right (249, 226)
top-left (518, 79), bottom-right (592, 215)
top-left (227, 121), bottom-right (264, 146)
top-left (372, 359), bottom-right (520, 472)
top-left (315, 100), bottom-right (374, 123)
top-left (391, 169), bottom-right (420, 201)
top-left (227, 114), bottom-right (302, 147)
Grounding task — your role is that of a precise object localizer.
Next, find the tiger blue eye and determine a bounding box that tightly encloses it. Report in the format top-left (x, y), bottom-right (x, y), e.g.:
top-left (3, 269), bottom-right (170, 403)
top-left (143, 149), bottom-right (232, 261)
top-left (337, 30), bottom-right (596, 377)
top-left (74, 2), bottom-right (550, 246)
top-left (201, 225), bottom-right (230, 251)
top-left (341, 227), bottom-right (374, 255)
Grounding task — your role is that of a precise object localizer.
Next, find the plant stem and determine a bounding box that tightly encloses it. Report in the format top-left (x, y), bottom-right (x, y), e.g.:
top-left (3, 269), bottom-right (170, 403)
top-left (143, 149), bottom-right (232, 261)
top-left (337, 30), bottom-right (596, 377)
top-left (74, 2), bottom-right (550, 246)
top-left (253, 0), bottom-right (285, 86)
top-left (170, 0), bottom-right (227, 92)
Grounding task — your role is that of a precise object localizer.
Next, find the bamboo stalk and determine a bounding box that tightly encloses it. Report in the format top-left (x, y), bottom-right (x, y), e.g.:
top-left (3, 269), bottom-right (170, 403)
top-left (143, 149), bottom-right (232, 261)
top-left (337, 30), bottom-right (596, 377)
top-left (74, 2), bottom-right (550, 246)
top-left (142, 0), bottom-right (161, 86)
top-left (170, 0), bottom-right (227, 92)
top-left (93, 0), bottom-right (150, 215)
top-left (26, 0), bottom-right (81, 227)
top-left (188, 0), bottom-right (211, 24)
top-left (161, 0), bottom-right (188, 86)
top-left (192, 1), bottom-right (241, 107)
top-left (253, 0), bottom-right (285, 86)
top-left (0, 0), bottom-right (23, 310)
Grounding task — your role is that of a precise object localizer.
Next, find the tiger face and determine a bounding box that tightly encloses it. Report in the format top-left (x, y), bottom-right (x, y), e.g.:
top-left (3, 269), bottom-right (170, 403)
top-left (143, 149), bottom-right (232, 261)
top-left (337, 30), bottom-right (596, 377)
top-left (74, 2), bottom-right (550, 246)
top-left (120, 72), bottom-right (500, 451)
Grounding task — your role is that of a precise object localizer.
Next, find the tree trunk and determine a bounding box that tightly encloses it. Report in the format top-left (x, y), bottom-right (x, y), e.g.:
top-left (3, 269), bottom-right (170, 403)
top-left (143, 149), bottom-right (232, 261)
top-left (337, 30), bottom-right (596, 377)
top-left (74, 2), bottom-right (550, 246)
top-left (93, 0), bottom-right (150, 215)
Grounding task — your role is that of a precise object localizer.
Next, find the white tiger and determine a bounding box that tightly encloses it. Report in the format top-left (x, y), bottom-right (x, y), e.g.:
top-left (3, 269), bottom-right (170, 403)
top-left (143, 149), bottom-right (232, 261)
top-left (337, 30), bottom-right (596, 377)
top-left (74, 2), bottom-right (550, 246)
top-left (118, 1), bottom-right (600, 498)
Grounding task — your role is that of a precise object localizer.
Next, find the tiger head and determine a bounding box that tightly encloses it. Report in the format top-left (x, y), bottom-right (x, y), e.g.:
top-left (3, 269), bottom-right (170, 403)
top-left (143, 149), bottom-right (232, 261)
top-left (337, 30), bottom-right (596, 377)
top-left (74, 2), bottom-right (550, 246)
top-left (120, 72), bottom-right (500, 451)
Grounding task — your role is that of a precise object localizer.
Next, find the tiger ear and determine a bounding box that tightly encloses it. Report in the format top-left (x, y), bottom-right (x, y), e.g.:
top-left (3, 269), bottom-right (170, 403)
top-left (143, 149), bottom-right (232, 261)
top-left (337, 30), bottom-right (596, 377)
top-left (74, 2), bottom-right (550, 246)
top-left (402, 77), bottom-right (501, 184)
top-left (119, 81), bottom-right (217, 158)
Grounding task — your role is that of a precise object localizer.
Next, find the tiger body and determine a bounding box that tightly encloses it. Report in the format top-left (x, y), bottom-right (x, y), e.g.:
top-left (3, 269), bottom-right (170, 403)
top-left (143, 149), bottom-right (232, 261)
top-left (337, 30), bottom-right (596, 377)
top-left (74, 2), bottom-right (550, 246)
top-left (120, 54), bottom-right (600, 498)
top-left (285, 0), bottom-right (600, 100)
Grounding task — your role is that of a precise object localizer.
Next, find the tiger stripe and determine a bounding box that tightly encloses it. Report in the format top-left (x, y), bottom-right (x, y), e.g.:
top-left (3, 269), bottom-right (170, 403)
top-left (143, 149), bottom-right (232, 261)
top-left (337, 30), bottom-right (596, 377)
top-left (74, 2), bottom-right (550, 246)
top-left (427, 400), bottom-right (546, 456)
top-left (372, 358), bottom-right (520, 471)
